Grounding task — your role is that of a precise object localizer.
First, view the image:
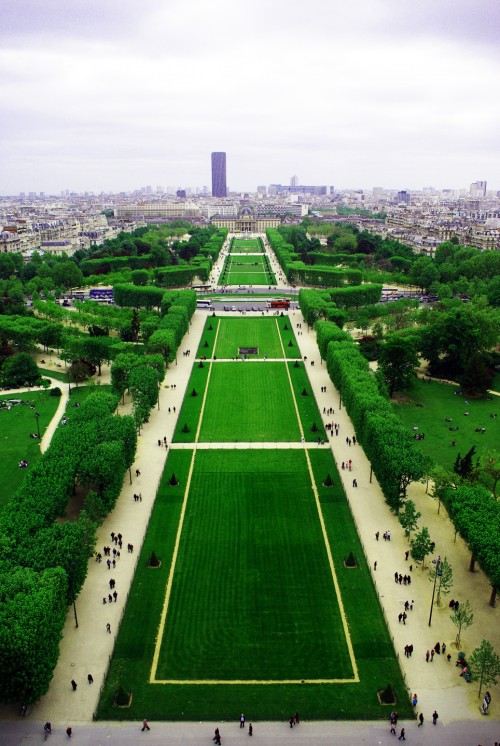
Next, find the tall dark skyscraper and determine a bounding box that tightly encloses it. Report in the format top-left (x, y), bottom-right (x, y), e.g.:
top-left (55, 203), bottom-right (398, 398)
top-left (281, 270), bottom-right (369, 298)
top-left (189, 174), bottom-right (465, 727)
top-left (211, 152), bottom-right (227, 197)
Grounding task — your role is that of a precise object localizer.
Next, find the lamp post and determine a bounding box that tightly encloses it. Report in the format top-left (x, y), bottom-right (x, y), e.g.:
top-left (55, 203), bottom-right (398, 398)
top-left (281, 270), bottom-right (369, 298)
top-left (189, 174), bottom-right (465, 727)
top-left (67, 561), bottom-right (79, 629)
top-left (34, 412), bottom-right (40, 439)
top-left (428, 555), bottom-right (442, 627)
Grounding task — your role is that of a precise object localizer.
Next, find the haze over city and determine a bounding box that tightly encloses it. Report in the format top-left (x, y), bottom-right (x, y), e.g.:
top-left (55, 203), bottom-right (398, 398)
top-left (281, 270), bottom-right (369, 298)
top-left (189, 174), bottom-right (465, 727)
top-left (1, 0), bottom-right (499, 194)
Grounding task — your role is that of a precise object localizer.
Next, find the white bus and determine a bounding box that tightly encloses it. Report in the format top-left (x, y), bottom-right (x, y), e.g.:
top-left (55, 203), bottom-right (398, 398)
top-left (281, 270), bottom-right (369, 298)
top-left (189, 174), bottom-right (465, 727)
top-left (196, 299), bottom-right (213, 309)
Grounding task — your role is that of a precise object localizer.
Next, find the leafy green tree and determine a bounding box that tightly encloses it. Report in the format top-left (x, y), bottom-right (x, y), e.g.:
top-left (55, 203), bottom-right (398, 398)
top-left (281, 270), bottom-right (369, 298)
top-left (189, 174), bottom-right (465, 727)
top-left (468, 639), bottom-right (500, 698)
top-left (429, 556), bottom-right (453, 606)
top-left (131, 269), bottom-right (150, 286)
top-left (409, 256), bottom-right (440, 291)
top-left (477, 450), bottom-right (500, 498)
top-left (398, 499), bottom-right (421, 541)
top-left (410, 526), bottom-right (433, 568)
top-left (52, 261), bottom-right (84, 292)
top-left (428, 464), bottom-right (454, 513)
top-left (450, 599), bottom-right (474, 647)
top-left (147, 329), bottom-right (176, 361)
top-left (379, 335), bottom-right (419, 397)
top-left (460, 352), bottom-right (494, 395)
top-left (453, 446), bottom-right (477, 481)
top-left (1, 352), bottom-right (41, 387)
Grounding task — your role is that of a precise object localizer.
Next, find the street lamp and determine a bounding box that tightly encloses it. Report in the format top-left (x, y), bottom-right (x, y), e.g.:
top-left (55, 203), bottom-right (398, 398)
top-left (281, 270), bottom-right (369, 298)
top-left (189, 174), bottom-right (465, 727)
top-left (67, 561), bottom-right (79, 629)
top-left (34, 412), bottom-right (40, 439)
top-left (428, 555), bottom-right (442, 626)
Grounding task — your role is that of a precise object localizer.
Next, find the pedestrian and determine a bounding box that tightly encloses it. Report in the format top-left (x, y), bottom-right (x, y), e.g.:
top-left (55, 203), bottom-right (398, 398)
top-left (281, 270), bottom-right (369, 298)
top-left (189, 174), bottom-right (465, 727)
top-left (418, 713), bottom-right (424, 727)
top-left (240, 713), bottom-right (245, 728)
top-left (158, 439), bottom-right (161, 447)
top-left (402, 612), bottom-right (407, 625)
top-left (66, 726), bottom-right (72, 738)
top-left (289, 716), bottom-right (294, 728)
top-left (398, 727), bottom-right (406, 740)
top-left (136, 469), bottom-right (140, 477)
top-left (412, 693), bottom-right (418, 708)
top-left (106, 623), bottom-right (111, 633)
top-left (142, 718), bottom-right (150, 731)
top-left (375, 531), bottom-right (379, 541)
top-left (213, 727), bottom-right (221, 744)
top-left (71, 679), bottom-right (77, 691)
top-left (430, 649), bottom-right (434, 662)
top-left (374, 561), bottom-right (377, 571)
top-left (398, 613), bottom-right (403, 623)
top-left (442, 642), bottom-right (446, 654)
top-left (432, 710), bottom-right (438, 725)
top-left (87, 674), bottom-right (93, 684)
top-left (248, 723), bottom-right (253, 736)
top-left (108, 593), bottom-right (112, 603)
top-left (405, 550), bottom-right (409, 561)
top-left (408, 644), bottom-right (413, 657)
top-left (395, 572), bottom-right (398, 583)
top-left (426, 650), bottom-right (430, 662)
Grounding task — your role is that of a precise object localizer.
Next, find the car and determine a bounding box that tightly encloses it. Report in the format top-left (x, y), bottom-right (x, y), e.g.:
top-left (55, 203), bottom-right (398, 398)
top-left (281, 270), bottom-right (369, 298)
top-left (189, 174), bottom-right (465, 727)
top-left (252, 306), bottom-right (258, 311)
top-left (231, 306), bottom-right (237, 311)
top-left (223, 305), bottom-right (230, 311)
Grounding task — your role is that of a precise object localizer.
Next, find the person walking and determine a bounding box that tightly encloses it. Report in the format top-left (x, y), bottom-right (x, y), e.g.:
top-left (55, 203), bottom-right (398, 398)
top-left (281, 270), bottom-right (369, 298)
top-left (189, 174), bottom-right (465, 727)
top-left (141, 718), bottom-right (150, 731)
top-left (71, 679), bottom-right (77, 691)
top-left (412, 693), bottom-right (418, 708)
top-left (87, 674), bottom-right (93, 684)
top-left (66, 727), bottom-right (72, 739)
top-left (106, 623), bottom-right (111, 633)
top-left (398, 727), bottom-right (406, 741)
top-left (432, 710), bottom-right (439, 725)
top-left (213, 727), bottom-right (221, 744)
top-left (248, 723), bottom-right (253, 736)
top-left (240, 713), bottom-right (245, 728)
top-left (418, 713), bottom-right (424, 727)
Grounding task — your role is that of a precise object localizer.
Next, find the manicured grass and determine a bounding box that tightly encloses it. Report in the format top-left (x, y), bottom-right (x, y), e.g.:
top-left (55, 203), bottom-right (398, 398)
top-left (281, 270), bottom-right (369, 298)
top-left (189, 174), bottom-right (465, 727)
top-left (172, 364), bottom-right (209, 443)
top-left (491, 373), bottom-right (500, 393)
top-left (214, 317), bottom-right (284, 359)
top-left (393, 378), bottom-right (499, 471)
top-left (220, 254), bottom-right (275, 286)
top-left (0, 390), bottom-right (61, 510)
top-left (198, 363), bottom-right (301, 442)
top-left (97, 448), bottom-right (410, 721)
top-left (156, 449), bottom-right (353, 680)
top-left (39, 367), bottom-right (69, 382)
top-left (230, 238), bottom-right (263, 253)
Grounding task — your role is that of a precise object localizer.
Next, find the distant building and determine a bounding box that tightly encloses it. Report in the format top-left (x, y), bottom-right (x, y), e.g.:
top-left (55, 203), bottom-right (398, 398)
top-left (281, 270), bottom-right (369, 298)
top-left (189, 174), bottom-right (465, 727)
top-left (176, 189), bottom-right (186, 198)
top-left (470, 181), bottom-right (487, 198)
top-left (290, 175), bottom-right (298, 186)
top-left (211, 152), bottom-right (227, 197)
top-left (269, 184), bottom-right (327, 196)
top-left (396, 191), bottom-right (411, 205)
top-left (211, 206), bottom-right (279, 233)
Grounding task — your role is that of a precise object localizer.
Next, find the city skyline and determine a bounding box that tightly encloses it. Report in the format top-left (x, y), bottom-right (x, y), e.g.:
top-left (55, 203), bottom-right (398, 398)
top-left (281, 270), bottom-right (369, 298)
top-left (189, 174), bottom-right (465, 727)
top-left (1, 0), bottom-right (499, 194)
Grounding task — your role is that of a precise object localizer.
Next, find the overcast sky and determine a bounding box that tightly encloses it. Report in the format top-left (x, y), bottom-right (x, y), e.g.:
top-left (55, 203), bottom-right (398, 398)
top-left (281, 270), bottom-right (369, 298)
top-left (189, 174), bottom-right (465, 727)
top-left (1, 0), bottom-right (499, 195)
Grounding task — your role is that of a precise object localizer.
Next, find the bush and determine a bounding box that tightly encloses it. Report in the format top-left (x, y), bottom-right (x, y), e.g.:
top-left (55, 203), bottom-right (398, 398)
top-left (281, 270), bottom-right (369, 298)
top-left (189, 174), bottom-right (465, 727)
top-left (345, 551), bottom-right (357, 567)
top-left (169, 473), bottom-right (179, 486)
top-left (50, 387), bottom-right (62, 397)
top-left (148, 551), bottom-right (160, 567)
top-left (181, 424), bottom-right (190, 433)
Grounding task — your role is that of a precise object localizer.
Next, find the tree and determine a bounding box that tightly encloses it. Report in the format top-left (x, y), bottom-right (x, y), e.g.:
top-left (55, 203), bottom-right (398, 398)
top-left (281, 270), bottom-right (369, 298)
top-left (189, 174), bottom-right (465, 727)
top-left (378, 335), bottom-right (419, 397)
top-left (450, 599), bottom-right (474, 648)
top-left (409, 256), bottom-right (440, 291)
top-left (52, 260), bottom-right (84, 292)
top-left (428, 464), bottom-right (455, 513)
top-left (410, 526), bottom-right (433, 568)
top-left (453, 446), bottom-right (477, 481)
top-left (460, 352), bottom-right (494, 395)
top-left (429, 556), bottom-right (453, 606)
top-left (68, 359), bottom-right (95, 386)
top-left (477, 450), bottom-right (500, 498)
top-left (468, 639), bottom-right (500, 698)
top-left (1, 352), bottom-right (41, 387)
top-left (398, 500), bottom-right (421, 542)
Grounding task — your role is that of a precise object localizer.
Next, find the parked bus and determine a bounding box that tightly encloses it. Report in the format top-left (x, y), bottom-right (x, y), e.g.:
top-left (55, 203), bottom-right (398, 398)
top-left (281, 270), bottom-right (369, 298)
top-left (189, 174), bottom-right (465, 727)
top-left (267, 299), bottom-right (290, 309)
top-left (196, 299), bottom-right (214, 309)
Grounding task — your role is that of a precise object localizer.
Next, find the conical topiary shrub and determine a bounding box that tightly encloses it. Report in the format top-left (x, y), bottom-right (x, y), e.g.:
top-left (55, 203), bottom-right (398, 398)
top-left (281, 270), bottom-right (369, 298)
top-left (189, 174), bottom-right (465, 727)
top-left (283, 324), bottom-right (289, 330)
top-left (191, 388), bottom-right (198, 397)
top-left (114, 686), bottom-right (131, 707)
top-left (181, 424), bottom-right (190, 433)
top-left (169, 473), bottom-right (179, 486)
top-left (344, 551), bottom-right (357, 568)
top-left (379, 683), bottom-right (396, 704)
top-left (323, 473), bottom-right (333, 487)
top-left (301, 388), bottom-right (308, 396)
top-left (198, 361), bottom-right (204, 368)
top-left (288, 340), bottom-right (293, 347)
top-left (148, 551), bottom-right (160, 567)
top-left (203, 341), bottom-right (209, 348)
top-left (311, 422), bottom-right (318, 432)
top-left (208, 324), bottom-right (213, 330)
top-left (294, 360), bottom-right (300, 368)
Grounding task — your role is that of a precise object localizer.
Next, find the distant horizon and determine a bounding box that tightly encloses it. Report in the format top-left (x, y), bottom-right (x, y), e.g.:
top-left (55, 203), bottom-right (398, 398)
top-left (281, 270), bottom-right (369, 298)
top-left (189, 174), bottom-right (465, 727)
top-left (2, 178), bottom-right (497, 199)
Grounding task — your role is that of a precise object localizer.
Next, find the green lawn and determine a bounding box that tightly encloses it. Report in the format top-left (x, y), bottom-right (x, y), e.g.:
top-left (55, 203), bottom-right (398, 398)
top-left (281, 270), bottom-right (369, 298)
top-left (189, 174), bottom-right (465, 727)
top-left (97, 448), bottom-right (410, 721)
top-left (198, 363), bottom-right (301, 442)
top-left (393, 378), bottom-right (499, 471)
top-left (214, 317), bottom-right (284, 359)
top-left (0, 390), bottom-right (61, 510)
top-left (220, 254), bottom-right (275, 286)
top-left (230, 238), bottom-right (263, 253)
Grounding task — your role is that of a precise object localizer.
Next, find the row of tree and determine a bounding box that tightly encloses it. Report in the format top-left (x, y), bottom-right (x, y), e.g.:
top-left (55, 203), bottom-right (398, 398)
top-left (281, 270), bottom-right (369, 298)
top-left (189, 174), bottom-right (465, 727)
top-left (0, 392), bottom-right (137, 705)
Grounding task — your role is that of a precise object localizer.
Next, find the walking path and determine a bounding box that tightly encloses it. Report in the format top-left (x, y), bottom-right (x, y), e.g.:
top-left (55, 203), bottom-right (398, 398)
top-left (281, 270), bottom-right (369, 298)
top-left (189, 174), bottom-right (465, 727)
top-left (0, 247), bottom-right (498, 741)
